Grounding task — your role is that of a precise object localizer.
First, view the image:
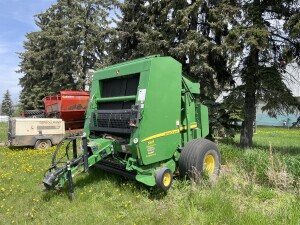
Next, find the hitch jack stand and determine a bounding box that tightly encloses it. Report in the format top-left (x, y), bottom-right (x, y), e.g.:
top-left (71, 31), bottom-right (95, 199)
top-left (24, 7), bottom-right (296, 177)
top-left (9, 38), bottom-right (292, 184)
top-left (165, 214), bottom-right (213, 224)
top-left (67, 162), bottom-right (74, 201)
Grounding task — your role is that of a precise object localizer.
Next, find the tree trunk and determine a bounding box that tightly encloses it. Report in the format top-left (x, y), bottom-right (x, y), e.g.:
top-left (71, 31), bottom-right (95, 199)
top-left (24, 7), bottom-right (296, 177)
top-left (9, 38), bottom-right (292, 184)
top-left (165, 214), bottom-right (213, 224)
top-left (240, 47), bottom-right (259, 148)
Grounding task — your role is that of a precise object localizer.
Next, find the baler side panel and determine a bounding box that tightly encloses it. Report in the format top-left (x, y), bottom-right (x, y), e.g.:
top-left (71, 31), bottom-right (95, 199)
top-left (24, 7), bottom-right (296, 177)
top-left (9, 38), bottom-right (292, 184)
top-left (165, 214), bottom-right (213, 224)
top-left (138, 57), bottom-right (182, 165)
top-left (199, 104), bottom-right (209, 137)
top-left (180, 95), bottom-right (197, 144)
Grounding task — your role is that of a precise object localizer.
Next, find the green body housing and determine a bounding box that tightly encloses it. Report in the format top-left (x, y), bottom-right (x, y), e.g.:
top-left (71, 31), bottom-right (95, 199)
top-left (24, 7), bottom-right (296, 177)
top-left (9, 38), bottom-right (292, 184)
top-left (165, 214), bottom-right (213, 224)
top-left (80, 55), bottom-right (209, 186)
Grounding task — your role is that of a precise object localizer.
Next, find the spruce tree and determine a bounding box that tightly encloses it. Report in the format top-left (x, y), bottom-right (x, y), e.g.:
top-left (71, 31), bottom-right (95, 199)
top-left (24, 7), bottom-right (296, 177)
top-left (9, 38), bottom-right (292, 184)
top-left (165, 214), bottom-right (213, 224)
top-left (110, 0), bottom-right (239, 136)
top-left (18, 0), bottom-right (116, 109)
top-left (111, 0), bottom-right (299, 147)
top-left (108, 0), bottom-right (148, 63)
top-left (225, 0), bottom-right (300, 147)
top-left (1, 90), bottom-right (14, 117)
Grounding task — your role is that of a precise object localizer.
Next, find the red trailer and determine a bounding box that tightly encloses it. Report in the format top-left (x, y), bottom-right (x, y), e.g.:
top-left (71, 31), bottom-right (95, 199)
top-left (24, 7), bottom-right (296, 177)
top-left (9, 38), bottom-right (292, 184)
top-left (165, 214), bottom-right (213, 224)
top-left (43, 91), bottom-right (90, 130)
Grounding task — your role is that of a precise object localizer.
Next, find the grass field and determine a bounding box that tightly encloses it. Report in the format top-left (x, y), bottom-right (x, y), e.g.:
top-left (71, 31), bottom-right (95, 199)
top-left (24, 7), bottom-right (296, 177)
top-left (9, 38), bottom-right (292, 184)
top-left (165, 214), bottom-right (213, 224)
top-left (0, 122), bottom-right (8, 142)
top-left (0, 126), bottom-right (299, 224)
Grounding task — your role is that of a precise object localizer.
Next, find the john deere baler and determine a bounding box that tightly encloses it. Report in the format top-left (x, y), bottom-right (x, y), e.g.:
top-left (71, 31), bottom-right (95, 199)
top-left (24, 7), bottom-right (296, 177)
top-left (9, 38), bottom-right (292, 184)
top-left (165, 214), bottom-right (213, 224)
top-left (43, 55), bottom-right (221, 196)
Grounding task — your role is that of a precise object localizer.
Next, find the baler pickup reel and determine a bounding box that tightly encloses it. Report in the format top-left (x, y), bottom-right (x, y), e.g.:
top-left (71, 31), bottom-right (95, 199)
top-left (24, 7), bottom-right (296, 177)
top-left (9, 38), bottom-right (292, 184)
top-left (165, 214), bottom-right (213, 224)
top-left (43, 105), bottom-right (141, 200)
top-left (43, 135), bottom-right (89, 200)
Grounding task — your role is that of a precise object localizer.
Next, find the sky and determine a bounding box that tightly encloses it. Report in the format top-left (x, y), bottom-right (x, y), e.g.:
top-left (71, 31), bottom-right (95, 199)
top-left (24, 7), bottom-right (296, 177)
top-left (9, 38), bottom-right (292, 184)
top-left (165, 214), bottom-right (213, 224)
top-left (0, 0), bottom-right (56, 104)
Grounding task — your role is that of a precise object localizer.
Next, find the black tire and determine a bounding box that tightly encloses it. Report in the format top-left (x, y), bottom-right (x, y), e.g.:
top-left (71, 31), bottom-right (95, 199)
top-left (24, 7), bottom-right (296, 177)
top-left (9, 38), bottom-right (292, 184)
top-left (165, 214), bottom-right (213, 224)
top-left (34, 140), bottom-right (51, 150)
top-left (179, 139), bottom-right (221, 181)
top-left (155, 167), bottom-right (173, 191)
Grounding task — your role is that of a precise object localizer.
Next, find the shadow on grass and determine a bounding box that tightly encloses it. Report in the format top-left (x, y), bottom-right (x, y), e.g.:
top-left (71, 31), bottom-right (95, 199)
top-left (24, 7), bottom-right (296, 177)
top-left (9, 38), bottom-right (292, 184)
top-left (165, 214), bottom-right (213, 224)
top-left (41, 166), bottom-right (168, 201)
top-left (219, 137), bottom-right (300, 156)
top-left (42, 168), bottom-right (122, 201)
top-left (253, 144), bottom-right (300, 155)
top-left (7, 146), bottom-right (38, 151)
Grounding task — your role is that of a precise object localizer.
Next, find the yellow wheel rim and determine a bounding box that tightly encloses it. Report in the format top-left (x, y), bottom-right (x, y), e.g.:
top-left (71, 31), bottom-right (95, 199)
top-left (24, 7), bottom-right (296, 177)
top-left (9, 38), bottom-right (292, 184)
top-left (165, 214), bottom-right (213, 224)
top-left (163, 172), bottom-right (171, 187)
top-left (204, 154), bottom-right (215, 175)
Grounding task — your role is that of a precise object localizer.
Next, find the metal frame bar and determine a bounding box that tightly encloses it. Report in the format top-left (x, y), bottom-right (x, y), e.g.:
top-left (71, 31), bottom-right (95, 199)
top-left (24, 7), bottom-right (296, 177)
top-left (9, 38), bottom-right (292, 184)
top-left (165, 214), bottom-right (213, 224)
top-left (96, 95), bottom-right (136, 103)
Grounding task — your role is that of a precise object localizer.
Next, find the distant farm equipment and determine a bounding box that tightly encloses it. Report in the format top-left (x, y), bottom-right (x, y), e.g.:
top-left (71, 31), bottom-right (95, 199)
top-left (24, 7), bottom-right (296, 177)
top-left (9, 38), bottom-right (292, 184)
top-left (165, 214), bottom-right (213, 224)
top-left (6, 91), bottom-right (90, 149)
top-left (8, 118), bottom-right (65, 149)
top-left (23, 91), bottom-right (90, 130)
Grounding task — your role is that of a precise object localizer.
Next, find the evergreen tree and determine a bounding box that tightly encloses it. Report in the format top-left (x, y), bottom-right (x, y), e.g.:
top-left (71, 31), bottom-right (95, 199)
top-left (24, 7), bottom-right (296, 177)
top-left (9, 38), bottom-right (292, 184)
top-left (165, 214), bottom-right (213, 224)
top-left (1, 90), bottom-right (14, 117)
top-left (111, 0), bottom-right (299, 147)
top-left (225, 0), bottom-right (300, 147)
top-left (18, 0), bottom-right (116, 109)
top-left (109, 0), bottom-right (239, 136)
top-left (108, 0), bottom-right (147, 63)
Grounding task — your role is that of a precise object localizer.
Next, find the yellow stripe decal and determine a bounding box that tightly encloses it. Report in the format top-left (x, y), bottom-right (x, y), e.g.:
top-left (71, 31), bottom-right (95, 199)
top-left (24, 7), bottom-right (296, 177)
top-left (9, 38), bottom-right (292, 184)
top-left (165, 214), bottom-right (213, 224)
top-left (141, 124), bottom-right (198, 142)
top-left (180, 124), bottom-right (197, 131)
top-left (141, 129), bottom-right (179, 142)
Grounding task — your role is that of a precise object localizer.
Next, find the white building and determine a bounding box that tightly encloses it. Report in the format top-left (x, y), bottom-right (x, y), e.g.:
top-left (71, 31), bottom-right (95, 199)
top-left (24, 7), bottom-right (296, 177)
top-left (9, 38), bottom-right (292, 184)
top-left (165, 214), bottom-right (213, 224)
top-left (256, 63), bottom-right (300, 127)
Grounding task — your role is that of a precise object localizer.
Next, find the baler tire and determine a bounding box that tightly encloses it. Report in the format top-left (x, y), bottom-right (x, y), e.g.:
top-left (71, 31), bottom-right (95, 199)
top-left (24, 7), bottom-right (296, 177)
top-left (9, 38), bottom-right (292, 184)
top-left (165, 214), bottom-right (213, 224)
top-left (155, 167), bottom-right (173, 191)
top-left (35, 140), bottom-right (52, 150)
top-left (179, 139), bottom-right (221, 182)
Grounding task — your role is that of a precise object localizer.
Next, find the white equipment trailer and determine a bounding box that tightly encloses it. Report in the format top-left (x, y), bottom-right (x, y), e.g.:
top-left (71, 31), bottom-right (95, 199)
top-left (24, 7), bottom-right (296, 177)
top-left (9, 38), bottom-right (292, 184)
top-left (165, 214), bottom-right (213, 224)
top-left (8, 118), bottom-right (65, 149)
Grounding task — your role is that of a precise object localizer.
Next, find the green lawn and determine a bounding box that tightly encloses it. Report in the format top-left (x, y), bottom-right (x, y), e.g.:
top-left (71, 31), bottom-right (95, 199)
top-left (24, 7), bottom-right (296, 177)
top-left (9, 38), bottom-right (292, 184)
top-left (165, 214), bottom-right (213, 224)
top-left (0, 122), bottom-right (8, 142)
top-left (0, 127), bottom-right (299, 224)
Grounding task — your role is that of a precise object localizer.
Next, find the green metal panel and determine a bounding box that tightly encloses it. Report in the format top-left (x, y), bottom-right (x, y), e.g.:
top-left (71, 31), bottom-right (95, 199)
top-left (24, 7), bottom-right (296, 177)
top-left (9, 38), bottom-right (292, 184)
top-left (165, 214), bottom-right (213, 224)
top-left (183, 77), bottom-right (200, 94)
top-left (199, 104), bottom-right (209, 137)
top-left (180, 77), bottom-right (200, 145)
top-left (96, 95), bottom-right (136, 103)
top-left (136, 57), bottom-right (182, 165)
top-left (92, 56), bottom-right (155, 80)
